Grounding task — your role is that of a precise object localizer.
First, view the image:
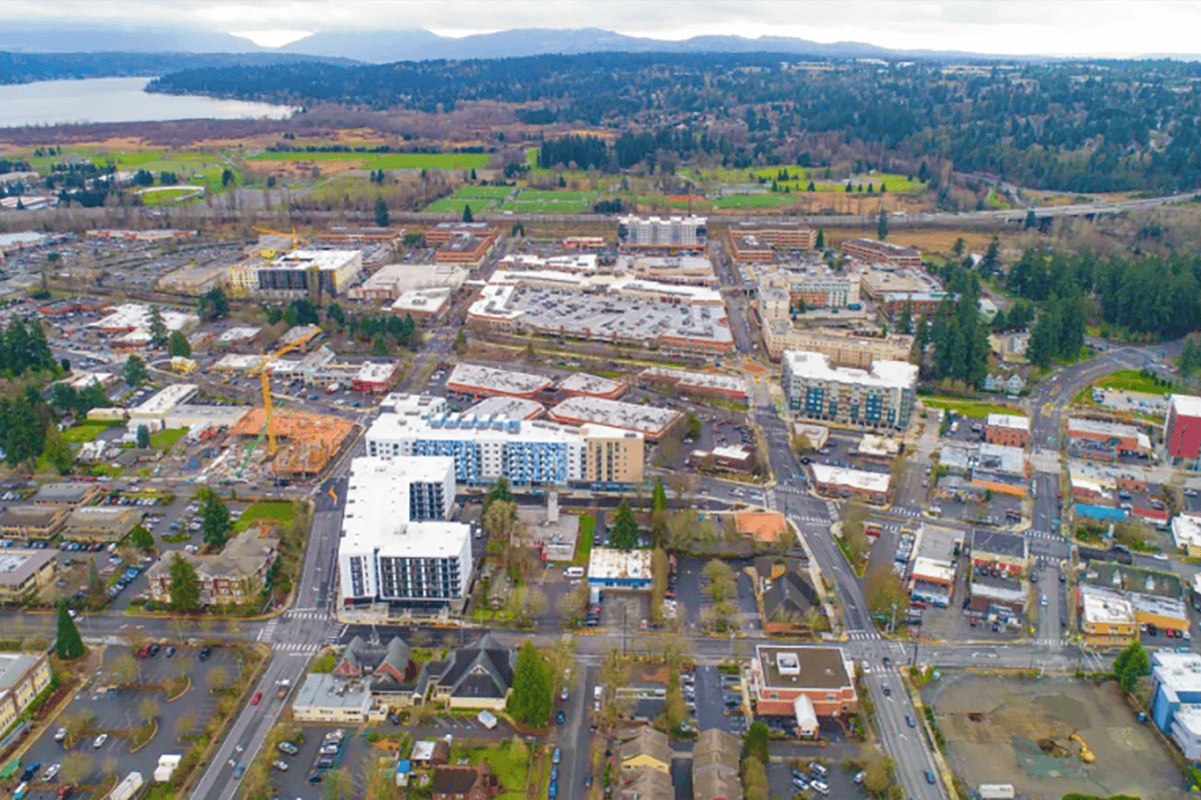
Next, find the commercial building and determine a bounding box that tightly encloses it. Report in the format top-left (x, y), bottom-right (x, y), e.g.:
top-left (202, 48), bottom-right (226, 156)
top-left (967, 575), bottom-right (1026, 625)
top-left (146, 526), bottom-right (280, 607)
top-left (809, 463), bottom-right (891, 503)
top-left (763, 322), bottom-right (911, 366)
top-left (616, 254), bottom-right (717, 286)
top-left (463, 396), bottom-right (545, 421)
top-left (548, 395), bottom-right (682, 441)
top-left (969, 529), bottom-right (1028, 575)
top-left (1150, 651), bottom-right (1201, 760)
top-left (391, 288), bottom-right (452, 322)
top-left (337, 457), bottom-right (468, 609)
top-left (228, 249), bottom-right (362, 299)
top-left (62, 506), bottom-right (141, 543)
top-left (587, 547), bottom-right (653, 591)
top-left (435, 233), bottom-right (497, 268)
top-left (352, 362), bottom-right (398, 394)
top-left (617, 215), bottom-right (707, 252)
top-left (761, 264), bottom-right (859, 309)
top-left (972, 443), bottom-right (1028, 497)
top-left (215, 326), bottom-right (261, 349)
top-left (466, 270), bottom-right (734, 357)
top-left (291, 673), bottom-right (373, 724)
top-left (638, 366), bottom-right (746, 404)
top-left (157, 263), bottom-right (229, 295)
top-left (985, 414), bottom-right (1031, 449)
top-left (1078, 584), bottom-right (1137, 647)
top-left (688, 444), bottom-right (756, 474)
top-left (1173, 514), bottom-right (1201, 557)
top-left (366, 410), bottom-right (644, 486)
top-left (30, 482), bottom-right (99, 508)
top-left (424, 222), bottom-right (500, 249)
top-left (782, 350), bottom-right (918, 430)
top-left (557, 372), bottom-right (627, 400)
top-left (747, 645), bottom-right (857, 717)
top-left (0, 550), bottom-right (57, 601)
top-left (445, 363), bottom-right (552, 400)
top-left (842, 238), bottom-right (921, 268)
top-left (0, 506), bottom-right (69, 541)
top-left (1167, 394), bottom-right (1201, 467)
top-left (1067, 418), bottom-right (1151, 459)
top-left (0, 653), bottom-right (52, 733)
top-left (353, 263), bottom-right (468, 303)
top-left (727, 222), bottom-right (815, 263)
top-left (125, 383), bottom-right (198, 434)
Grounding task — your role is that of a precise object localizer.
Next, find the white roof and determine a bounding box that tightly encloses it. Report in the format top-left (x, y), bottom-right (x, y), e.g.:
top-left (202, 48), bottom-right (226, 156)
top-left (1070, 475), bottom-right (1108, 496)
top-left (463, 396), bottom-right (544, 420)
top-left (130, 384), bottom-right (196, 415)
top-left (391, 287), bottom-right (451, 314)
top-left (1174, 514), bottom-right (1201, 551)
top-left (265, 249), bottom-right (359, 271)
top-left (1171, 394), bottom-right (1201, 418)
top-left (355, 362), bottom-right (396, 383)
top-left (550, 395), bottom-right (682, 436)
top-left (910, 556), bottom-right (955, 583)
top-left (339, 457), bottom-right (464, 554)
top-left (447, 363), bottom-right (551, 395)
top-left (1152, 651), bottom-right (1201, 694)
top-left (810, 463), bottom-right (891, 493)
top-left (783, 350), bottom-right (917, 390)
top-left (986, 413), bottom-right (1030, 432)
top-left (217, 326), bottom-right (261, 343)
top-left (857, 434), bottom-right (901, 458)
top-left (367, 411), bottom-right (583, 446)
top-left (558, 372), bottom-right (625, 396)
top-left (91, 303), bottom-right (198, 334)
top-left (1079, 584), bottom-right (1135, 625)
top-left (587, 547), bottom-right (653, 581)
top-left (639, 366), bottom-right (746, 394)
top-left (976, 443), bottom-right (1026, 475)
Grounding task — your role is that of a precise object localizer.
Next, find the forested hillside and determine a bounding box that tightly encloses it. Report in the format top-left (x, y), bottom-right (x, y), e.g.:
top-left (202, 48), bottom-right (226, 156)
top-left (147, 53), bottom-right (1201, 192)
top-left (0, 51), bottom-right (355, 85)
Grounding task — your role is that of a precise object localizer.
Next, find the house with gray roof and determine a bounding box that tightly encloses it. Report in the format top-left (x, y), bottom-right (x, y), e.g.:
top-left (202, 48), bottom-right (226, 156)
top-left (426, 633), bottom-right (514, 711)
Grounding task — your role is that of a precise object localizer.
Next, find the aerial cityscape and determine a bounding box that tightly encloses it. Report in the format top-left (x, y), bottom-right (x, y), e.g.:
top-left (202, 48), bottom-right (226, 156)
top-left (0, 3), bottom-right (1198, 800)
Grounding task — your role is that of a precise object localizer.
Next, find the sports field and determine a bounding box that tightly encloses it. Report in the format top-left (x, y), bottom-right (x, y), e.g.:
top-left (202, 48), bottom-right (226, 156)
top-left (424, 197), bottom-right (498, 215)
top-left (712, 193), bottom-right (793, 209)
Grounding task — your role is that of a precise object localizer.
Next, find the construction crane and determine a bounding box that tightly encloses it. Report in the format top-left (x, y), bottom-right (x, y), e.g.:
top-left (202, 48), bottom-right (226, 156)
top-left (253, 226), bottom-right (308, 260)
top-left (244, 337), bottom-right (308, 460)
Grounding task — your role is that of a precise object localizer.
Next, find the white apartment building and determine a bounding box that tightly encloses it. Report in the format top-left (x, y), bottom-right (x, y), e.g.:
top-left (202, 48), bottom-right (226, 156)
top-left (782, 350), bottom-right (918, 430)
top-left (617, 215), bottom-right (707, 251)
top-left (337, 456), bottom-right (471, 609)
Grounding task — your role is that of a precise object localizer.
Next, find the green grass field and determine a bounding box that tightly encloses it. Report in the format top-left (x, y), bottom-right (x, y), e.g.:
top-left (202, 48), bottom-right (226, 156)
top-left (713, 193), bottom-right (793, 209)
top-left (516, 189), bottom-right (596, 202)
top-left (457, 185), bottom-right (514, 198)
top-left (366, 153), bottom-right (492, 170)
top-left (504, 200), bottom-right (590, 213)
top-left (921, 396), bottom-right (1023, 419)
top-left (233, 500), bottom-right (295, 532)
top-left (150, 428), bottom-right (188, 451)
top-left (1093, 369), bottom-right (1176, 395)
top-left (61, 420), bottom-right (121, 443)
top-left (138, 187), bottom-right (201, 205)
top-left (93, 151), bottom-right (165, 168)
top-left (471, 744), bottom-right (528, 800)
top-left (423, 197), bottom-right (498, 214)
top-left (573, 515), bottom-right (595, 566)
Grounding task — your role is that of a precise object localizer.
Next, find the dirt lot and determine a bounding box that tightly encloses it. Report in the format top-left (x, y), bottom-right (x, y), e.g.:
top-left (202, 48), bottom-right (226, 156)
top-left (927, 674), bottom-right (1186, 800)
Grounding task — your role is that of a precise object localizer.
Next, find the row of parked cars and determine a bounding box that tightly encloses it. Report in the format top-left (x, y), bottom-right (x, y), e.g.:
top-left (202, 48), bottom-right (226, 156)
top-left (274, 728), bottom-right (345, 784)
top-left (791, 761), bottom-right (829, 795)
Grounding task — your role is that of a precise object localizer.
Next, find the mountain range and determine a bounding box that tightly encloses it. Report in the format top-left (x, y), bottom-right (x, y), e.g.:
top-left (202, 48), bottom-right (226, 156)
top-left (0, 20), bottom-right (1040, 64)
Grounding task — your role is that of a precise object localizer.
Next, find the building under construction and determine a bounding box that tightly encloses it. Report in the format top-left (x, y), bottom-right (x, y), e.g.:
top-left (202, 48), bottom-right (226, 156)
top-left (230, 408), bottom-right (356, 479)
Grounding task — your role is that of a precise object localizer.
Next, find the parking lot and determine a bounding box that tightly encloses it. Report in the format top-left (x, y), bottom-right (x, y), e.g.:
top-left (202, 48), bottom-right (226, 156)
top-left (15, 644), bottom-right (237, 799)
top-left (267, 725), bottom-right (370, 799)
top-left (691, 666), bottom-right (747, 737)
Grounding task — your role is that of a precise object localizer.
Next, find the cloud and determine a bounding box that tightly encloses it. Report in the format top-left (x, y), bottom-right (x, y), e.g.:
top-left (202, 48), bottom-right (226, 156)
top-left (1, 0), bottom-right (1201, 57)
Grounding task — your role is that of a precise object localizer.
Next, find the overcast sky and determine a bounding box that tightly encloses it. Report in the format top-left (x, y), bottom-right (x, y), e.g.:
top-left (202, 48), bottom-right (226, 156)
top-left (3, 0), bottom-right (1201, 56)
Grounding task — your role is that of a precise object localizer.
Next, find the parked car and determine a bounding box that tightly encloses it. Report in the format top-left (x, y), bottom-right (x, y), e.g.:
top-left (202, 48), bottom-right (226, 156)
top-left (556, 710), bottom-right (565, 724)
top-left (92, 734), bottom-right (107, 749)
top-left (277, 742), bottom-right (299, 756)
top-left (272, 760), bottom-right (289, 772)
top-left (251, 691), bottom-right (262, 705)
top-left (43, 764), bottom-right (59, 782)
top-left (198, 646), bottom-right (213, 661)
top-left (233, 765), bottom-right (245, 779)
top-left (552, 747), bottom-right (561, 764)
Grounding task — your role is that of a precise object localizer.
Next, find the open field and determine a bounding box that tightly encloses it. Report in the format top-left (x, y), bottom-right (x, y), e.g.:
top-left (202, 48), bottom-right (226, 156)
top-left (62, 420), bottom-right (122, 443)
top-left (457, 185), bottom-right (514, 199)
top-left (233, 500), bottom-right (296, 532)
top-left (1092, 369), bottom-right (1178, 395)
top-left (713, 193), bottom-right (793, 209)
top-left (920, 395), bottom-right (1023, 418)
top-left (366, 153), bottom-right (492, 170)
top-left (149, 427), bottom-right (188, 451)
top-left (927, 674), bottom-right (1184, 800)
top-left (424, 196), bottom-right (498, 214)
top-left (138, 186), bottom-right (202, 205)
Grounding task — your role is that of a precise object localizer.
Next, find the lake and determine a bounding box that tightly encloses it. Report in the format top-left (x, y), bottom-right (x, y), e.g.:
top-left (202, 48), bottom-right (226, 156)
top-left (0, 76), bottom-right (295, 128)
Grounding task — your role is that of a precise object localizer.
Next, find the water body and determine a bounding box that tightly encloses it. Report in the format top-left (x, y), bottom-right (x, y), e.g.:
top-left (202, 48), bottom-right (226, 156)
top-left (0, 76), bottom-right (294, 128)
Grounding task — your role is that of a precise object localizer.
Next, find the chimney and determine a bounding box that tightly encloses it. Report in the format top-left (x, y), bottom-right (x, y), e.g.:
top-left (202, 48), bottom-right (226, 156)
top-left (547, 491), bottom-right (559, 524)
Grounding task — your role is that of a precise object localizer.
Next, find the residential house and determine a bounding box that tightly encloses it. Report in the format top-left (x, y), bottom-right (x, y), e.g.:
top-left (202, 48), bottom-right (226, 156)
top-left (692, 728), bottom-right (743, 800)
top-left (425, 633), bottom-right (514, 711)
top-left (620, 767), bottom-right (673, 800)
top-left (410, 739), bottom-right (451, 768)
top-left (332, 636), bottom-right (426, 706)
top-left (618, 726), bottom-right (672, 774)
top-left (431, 762), bottom-right (498, 800)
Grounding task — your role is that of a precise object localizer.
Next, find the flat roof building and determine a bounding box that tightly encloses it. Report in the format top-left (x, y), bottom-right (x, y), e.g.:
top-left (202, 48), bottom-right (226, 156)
top-left (463, 396), bottom-right (545, 421)
top-left (354, 263), bottom-right (467, 302)
top-left (0, 550), bottom-right (57, 601)
top-left (985, 413), bottom-right (1031, 449)
top-left (1150, 651), bottom-right (1201, 759)
top-left (748, 645), bottom-right (857, 717)
top-left (809, 463), bottom-right (891, 503)
top-left (291, 673), bottom-right (372, 724)
top-left (0, 652), bottom-right (51, 733)
top-left (638, 367), bottom-right (747, 403)
top-left (1068, 417), bottom-right (1151, 457)
top-left (842, 238), bottom-right (921, 268)
top-left (337, 457), bottom-right (468, 609)
top-left (1078, 584), bottom-right (1137, 647)
top-left (587, 547), bottom-right (653, 590)
top-left (353, 362), bottom-right (398, 394)
top-left (782, 350), bottom-right (917, 430)
top-left (763, 322), bottom-right (911, 366)
top-left (445, 363), bottom-right (552, 400)
top-left (127, 383), bottom-right (198, 433)
top-left (617, 215), bottom-right (707, 252)
top-left (229, 249), bottom-right (362, 299)
top-left (969, 529), bottom-right (1028, 574)
top-left (548, 395), bottom-right (682, 441)
top-left (1167, 394), bottom-right (1201, 467)
top-left (557, 372), bottom-right (627, 400)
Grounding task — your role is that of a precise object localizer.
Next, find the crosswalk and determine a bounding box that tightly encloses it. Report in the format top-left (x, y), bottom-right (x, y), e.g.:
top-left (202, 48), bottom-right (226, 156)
top-left (1033, 637), bottom-right (1075, 647)
top-left (847, 630), bottom-right (882, 641)
top-left (890, 506), bottom-right (922, 518)
top-left (274, 641), bottom-right (323, 655)
top-left (1025, 530), bottom-right (1065, 541)
top-left (794, 515), bottom-right (830, 526)
top-left (256, 617), bottom-right (279, 643)
top-left (286, 609), bottom-right (331, 621)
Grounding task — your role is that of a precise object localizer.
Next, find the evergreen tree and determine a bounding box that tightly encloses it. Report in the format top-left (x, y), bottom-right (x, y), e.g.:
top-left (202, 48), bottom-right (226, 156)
top-left (44, 426), bottom-right (73, 474)
top-left (123, 354), bottom-right (147, 387)
top-left (374, 196), bottom-right (389, 228)
top-left (609, 499), bottom-right (640, 549)
top-left (651, 478), bottom-right (668, 513)
top-left (462, 204), bottom-right (474, 223)
top-left (56, 600), bottom-right (84, 659)
top-left (990, 307), bottom-right (1008, 331)
top-left (136, 424), bottom-right (151, 449)
top-left (742, 721), bottom-right (771, 764)
top-left (198, 487), bottom-right (233, 550)
top-left (876, 210), bottom-right (889, 240)
top-left (148, 306), bottom-right (169, 349)
top-left (952, 237), bottom-right (965, 256)
top-left (506, 642), bottom-right (553, 726)
top-left (167, 330), bottom-right (191, 358)
top-left (1113, 640), bottom-right (1151, 692)
top-left (896, 303), bottom-right (913, 335)
top-left (371, 336), bottom-right (389, 356)
top-left (130, 526), bottom-right (154, 549)
top-left (815, 229), bottom-right (824, 249)
top-left (198, 287), bottom-right (229, 321)
top-left (1024, 209), bottom-right (1038, 229)
top-left (980, 237), bottom-right (1000, 277)
top-left (918, 161), bottom-right (930, 183)
top-left (168, 553), bottom-right (201, 612)
top-left (1180, 337), bottom-right (1201, 378)
top-left (326, 303), bottom-right (345, 328)
top-left (484, 477), bottom-right (512, 512)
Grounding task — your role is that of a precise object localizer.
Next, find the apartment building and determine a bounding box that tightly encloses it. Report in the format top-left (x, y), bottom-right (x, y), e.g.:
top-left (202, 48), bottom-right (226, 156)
top-left (146, 526), bottom-right (280, 607)
top-left (727, 222), bottom-right (816, 264)
top-left (984, 414), bottom-right (1031, 449)
top-left (1166, 394), bottom-right (1201, 467)
top-left (782, 350), bottom-right (917, 429)
top-left (337, 457), bottom-right (472, 609)
top-left (0, 653), bottom-right (52, 733)
top-left (617, 215), bottom-right (707, 252)
top-left (764, 323), bottom-right (913, 366)
top-left (842, 238), bottom-right (921, 267)
top-left (228, 249), bottom-right (362, 299)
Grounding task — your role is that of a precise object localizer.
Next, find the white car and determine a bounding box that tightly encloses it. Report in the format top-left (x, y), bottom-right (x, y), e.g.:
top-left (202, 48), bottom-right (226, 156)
top-left (43, 764), bottom-right (60, 781)
top-left (93, 733), bottom-right (108, 748)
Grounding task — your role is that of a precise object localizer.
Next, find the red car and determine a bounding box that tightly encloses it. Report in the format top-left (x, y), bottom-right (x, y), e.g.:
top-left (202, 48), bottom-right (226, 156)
top-left (251, 692), bottom-right (262, 705)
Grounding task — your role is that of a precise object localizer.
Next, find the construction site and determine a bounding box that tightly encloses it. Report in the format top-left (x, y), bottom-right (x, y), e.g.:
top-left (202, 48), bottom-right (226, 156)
top-left (926, 673), bottom-right (1183, 799)
top-left (229, 407), bottom-right (356, 478)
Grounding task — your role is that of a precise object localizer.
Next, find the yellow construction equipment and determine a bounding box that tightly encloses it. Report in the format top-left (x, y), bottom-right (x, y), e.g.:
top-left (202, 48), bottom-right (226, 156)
top-left (1069, 732), bottom-right (1095, 763)
top-left (247, 337), bottom-right (308, 456)
top-left (253, 226), bottom-right (308, 259)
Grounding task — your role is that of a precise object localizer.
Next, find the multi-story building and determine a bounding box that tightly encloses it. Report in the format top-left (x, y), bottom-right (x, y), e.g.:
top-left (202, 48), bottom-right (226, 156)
top-left (146, 526), bottom-right (280, 607)
top-left (747, 645), bottom-right (857, 717)
top-left (617, 215), bottom-right (707, 252)
top-left (366, 405), bottom-right (644, 487)
top-left (782, 350), bottom-right (917, 429)
top-left (1166, 394), bottom-right (1201, 468)
top-left (969, 529), bottom-right (1029, 575)
top-left (763, 323), bottom-right (913, 366)
top-left (760, 264), bottom-right (859, 310)
top-left (727, 222), bottom-right (816, 263)
top-left (424, 222), bottom-right (500, 249)
top-left (1078, 584), bottom-right (1137, 647)
top-left (1067, 417), bottom-right (1151, 459)
top-left (337, 457), bottom-right (471, 609)
top-left (1150, 651), bottom-right (1201, 759)
top-left (0, 653), bottom-right (52, 733)
top-left (547, 396), bottom-right (682, 441)
top-left (0, 550), bottom-right (57, 602)
top-left (985, 414), bottom-right (1031, 449)
top-left (842, 238), bottom-right (921, 268)
top-left (228, 249), bottom-right (362, 299)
